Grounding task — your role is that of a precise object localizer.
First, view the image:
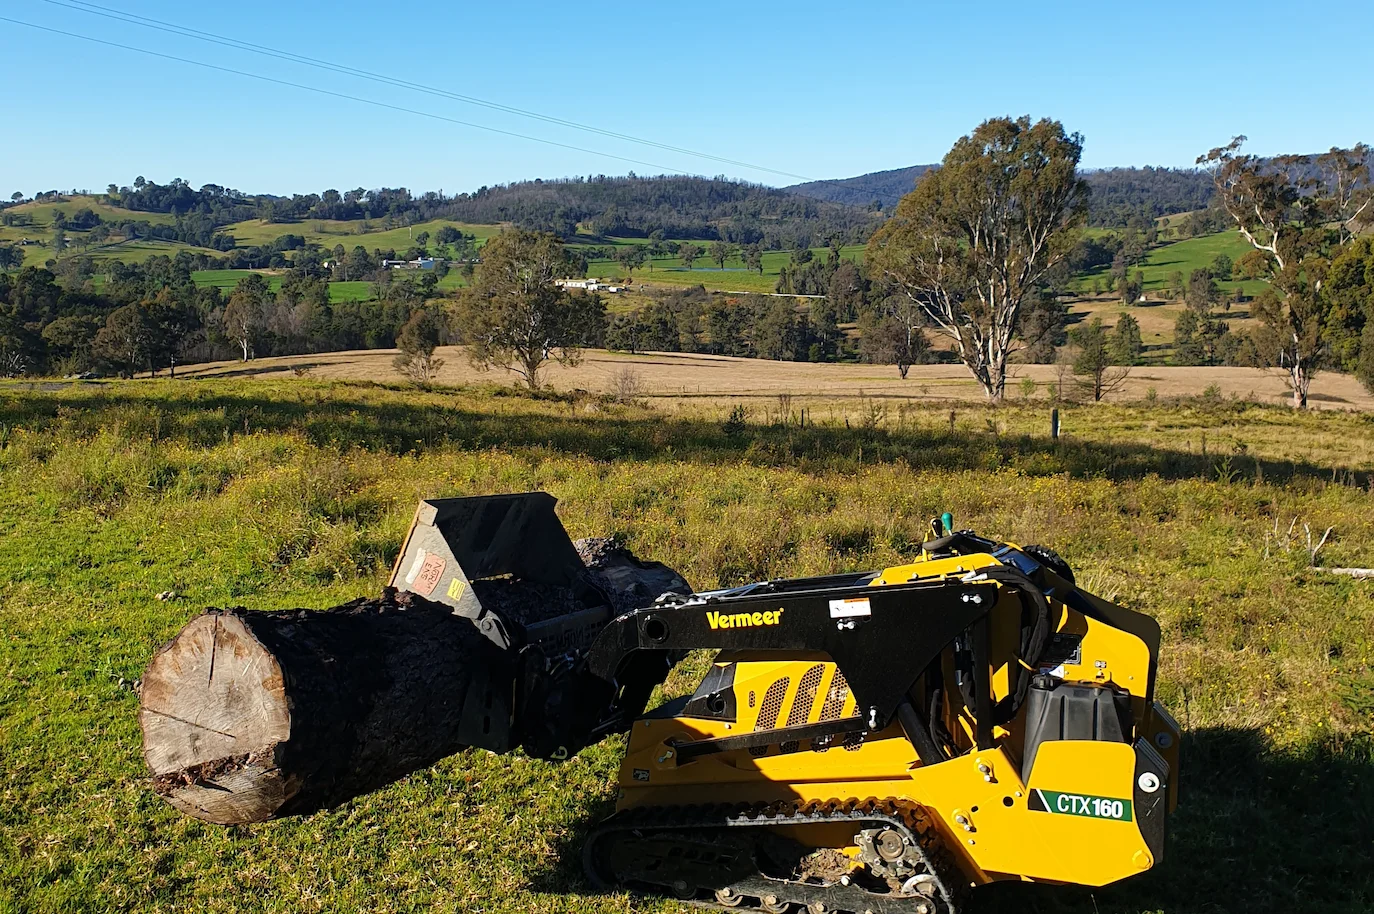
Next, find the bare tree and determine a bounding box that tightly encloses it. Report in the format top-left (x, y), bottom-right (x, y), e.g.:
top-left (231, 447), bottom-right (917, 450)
top-left (1318, 144), bottom-right (1373, 244)
top-left (1199, 137), bottom-right (1369, 408)
top-left (860, 295), bottom-right (931, 379)
top-left (868, 116), bottom-right (1089, 401)
top-left (223, 275), bottom-right (269, 362)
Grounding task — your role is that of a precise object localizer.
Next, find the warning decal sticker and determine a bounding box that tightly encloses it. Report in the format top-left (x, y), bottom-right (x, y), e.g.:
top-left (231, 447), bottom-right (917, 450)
top-left (410, 553), bottom-right (446, 596)
top-left (828, 597), bottom-right (872, 619)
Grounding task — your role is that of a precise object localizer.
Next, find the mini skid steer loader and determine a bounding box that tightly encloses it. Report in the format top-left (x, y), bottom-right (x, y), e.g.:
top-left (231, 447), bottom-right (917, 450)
top-left (391, 494), bottom-right (1181, 914)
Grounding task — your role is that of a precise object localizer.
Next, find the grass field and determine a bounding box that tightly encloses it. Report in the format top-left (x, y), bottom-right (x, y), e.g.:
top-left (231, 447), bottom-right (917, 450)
top-left (578, 243), bottom-right (866, 294)
top-left (219, 217), bottom-right (501, 251)
top-left (5, 196), bottom-right (179, 229)
top-left (189, 271), bottom-right (428, 304)
top-left (1074, 231), bottom-right (1263, 297)
top-left (0, 378), bottom-right (1372, 914)
top-left (176, 346), bottom-right (1374, 414)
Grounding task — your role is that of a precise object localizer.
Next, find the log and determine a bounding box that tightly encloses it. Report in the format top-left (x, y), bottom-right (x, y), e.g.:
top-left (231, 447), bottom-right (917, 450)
top-left (140, 540), bottom-right (691, 826)
top-left (140, 591), bottom-right (506, 825)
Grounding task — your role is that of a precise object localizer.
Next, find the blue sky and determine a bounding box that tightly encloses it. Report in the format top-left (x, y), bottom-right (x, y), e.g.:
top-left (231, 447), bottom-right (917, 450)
top-left (3, 0), bottom-right (1371, 197)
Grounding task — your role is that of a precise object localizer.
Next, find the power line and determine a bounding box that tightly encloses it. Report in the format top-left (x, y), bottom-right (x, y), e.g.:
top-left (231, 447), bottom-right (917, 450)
top-left (1, 15), bottom-right (697, 176)
top-left (29, 0), bottom-right (907, 203)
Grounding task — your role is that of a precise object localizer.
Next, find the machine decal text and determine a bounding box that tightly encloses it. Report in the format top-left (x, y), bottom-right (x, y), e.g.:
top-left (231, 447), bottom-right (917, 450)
top-left (706, 609), bottom-right (784, 630)
top-left (1031, 789), bottom-right (1133, 822)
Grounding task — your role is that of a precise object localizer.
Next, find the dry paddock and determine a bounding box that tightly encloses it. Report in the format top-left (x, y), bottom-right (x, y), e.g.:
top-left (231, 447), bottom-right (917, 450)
top-left (177, 347), bottom-right (1374, 411)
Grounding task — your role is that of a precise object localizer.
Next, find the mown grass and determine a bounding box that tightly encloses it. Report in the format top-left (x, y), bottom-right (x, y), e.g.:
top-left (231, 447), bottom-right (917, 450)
top-left (189, 271), bottom-right (413, 303)
top-left (219, 218), bottom-right (500, 250)
top-left (580, 244), bottom-right (866, 293)
top-left (1074, 231), bottom-right (1266, 297)
top-left (0, 380), bottom-right (1372, 914)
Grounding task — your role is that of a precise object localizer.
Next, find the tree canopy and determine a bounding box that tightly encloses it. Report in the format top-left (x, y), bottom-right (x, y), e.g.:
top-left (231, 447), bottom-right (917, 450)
top-left (452, 230), bottom-right (603, 389)
top-left (867, 116), bottom-right (1089, 401)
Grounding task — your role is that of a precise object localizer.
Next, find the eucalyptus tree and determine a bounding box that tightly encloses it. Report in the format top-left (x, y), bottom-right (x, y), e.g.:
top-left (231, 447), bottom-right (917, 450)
top-left (868, 116), bottom-right (1089, 401)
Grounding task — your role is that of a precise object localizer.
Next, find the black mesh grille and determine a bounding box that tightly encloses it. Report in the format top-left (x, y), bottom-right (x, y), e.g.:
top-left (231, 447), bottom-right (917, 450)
top-left (780, 664), bottom-right (825, 753)
top-left (819, 670), bottom-right (850, 721)
top-left (750, 677), bottom-right (790, 757)
top-left (816, 669), bottom-right (863, 752)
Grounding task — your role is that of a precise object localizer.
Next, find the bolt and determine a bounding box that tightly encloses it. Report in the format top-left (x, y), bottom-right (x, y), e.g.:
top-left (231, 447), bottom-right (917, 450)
top-left (954, 814), bottom-right (968, 826)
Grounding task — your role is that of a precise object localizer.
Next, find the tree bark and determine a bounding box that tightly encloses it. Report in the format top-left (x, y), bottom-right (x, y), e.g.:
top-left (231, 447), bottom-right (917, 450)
top-left (141, 543), bottom-right (690, 826)
top-left (140, 591), bottom-right (507, 825)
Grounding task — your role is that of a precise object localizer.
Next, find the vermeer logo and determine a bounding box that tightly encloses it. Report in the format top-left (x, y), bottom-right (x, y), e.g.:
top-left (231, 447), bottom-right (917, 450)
top-left (706, 608), bottom-right (784, 630)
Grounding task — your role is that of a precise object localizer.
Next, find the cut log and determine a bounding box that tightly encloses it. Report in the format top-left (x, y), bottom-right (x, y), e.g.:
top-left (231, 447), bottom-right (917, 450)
top-left (140, 591), bottom-right (506, 825)
top-left (141, 545), bottom-right (692, 826)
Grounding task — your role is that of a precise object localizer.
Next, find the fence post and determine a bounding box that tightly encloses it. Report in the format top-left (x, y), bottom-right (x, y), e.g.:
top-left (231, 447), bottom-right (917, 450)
top-left (1051, 408), bottom-right (1060, 440)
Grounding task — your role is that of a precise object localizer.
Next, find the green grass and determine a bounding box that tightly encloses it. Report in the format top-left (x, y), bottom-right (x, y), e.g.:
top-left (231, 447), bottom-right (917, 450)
top-left (1, 379), bottom-right (1372, 914)
top-left (578, 241), bottom-right (866, 294)
top-left (220, 217), bottom-right (500, 251)
top-left (6, 195), bottom-right (180, 229)
top-left (0, 197), bottom-right (214, 268)
top-left (1076, 231), bottom-right (1266, 296)
top-left (189, 272), bottom-right (431, 303)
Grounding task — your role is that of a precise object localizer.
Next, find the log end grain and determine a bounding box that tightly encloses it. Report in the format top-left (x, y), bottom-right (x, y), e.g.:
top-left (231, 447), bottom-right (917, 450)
top-left (139, 611), bottom-right (297, 824)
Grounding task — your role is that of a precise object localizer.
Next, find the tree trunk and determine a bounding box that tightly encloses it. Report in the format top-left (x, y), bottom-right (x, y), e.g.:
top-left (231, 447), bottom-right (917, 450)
top-left (1292, 361), bottom-right (1309, 409)
top-left (140, 592), bottom-right (506, 825)
top-left (141, 546), bottom-right (689, 826)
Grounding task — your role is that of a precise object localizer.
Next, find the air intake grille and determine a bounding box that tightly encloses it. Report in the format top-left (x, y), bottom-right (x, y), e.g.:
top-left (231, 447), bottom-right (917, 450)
top-left (751, 677), bottom-right (790, 757)
top-left (819, 670), bottom-right (850, 721)
top-left (780, 664), bottom-right (825, 753)
top-left (815, 669), bottom-right (864, 752)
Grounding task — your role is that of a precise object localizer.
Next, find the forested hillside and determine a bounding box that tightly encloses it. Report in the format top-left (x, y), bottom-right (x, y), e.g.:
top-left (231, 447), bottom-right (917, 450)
top-left (787, 164), bottom-right (1217, 227)
top-left (11, 175), bottom-right (880, 250)
top-left (436, 175), bottom-right (882, 246)
top-left (783, 165), bottom-right (934, 207)
top-left (1081, 167), bottom-right (1216, 226)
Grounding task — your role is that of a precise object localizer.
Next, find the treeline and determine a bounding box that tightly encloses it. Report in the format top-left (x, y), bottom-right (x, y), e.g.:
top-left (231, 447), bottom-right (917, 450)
top-left (434, 175), bottom-right (882, 247)
top-left (0, 258), bottom-right (444, 378)
top-left (74, 175), bottom-right (883, 248)
top-left (785, 164), bottom-right (1218, 229)
top-left (606, 249), bottom-right (1066, 371)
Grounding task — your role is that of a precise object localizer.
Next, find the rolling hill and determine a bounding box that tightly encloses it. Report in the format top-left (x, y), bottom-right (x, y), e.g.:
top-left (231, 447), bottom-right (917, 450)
top-left (783, 165), bottom-right (934, 207)
top-left (786, 164), bottom-right (1218, 227)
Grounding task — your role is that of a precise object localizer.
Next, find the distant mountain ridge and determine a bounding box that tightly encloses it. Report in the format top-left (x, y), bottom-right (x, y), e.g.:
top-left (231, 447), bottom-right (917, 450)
top-left (784, 164), bottom-right (1219, 227)
top-left (783, 165), bottom-right (935, 208)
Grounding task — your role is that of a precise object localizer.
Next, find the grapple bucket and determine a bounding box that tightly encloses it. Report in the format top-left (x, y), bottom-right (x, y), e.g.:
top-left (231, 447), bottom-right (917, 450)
top-left (389, 492), bottom-right (595, 649)
top-left (388, 492), bottom-right (690, 755)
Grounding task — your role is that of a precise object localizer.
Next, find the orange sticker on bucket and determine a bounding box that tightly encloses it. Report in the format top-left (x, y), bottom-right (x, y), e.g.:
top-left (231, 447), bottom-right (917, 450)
top-left (412, 553), bottom-right (446, 596)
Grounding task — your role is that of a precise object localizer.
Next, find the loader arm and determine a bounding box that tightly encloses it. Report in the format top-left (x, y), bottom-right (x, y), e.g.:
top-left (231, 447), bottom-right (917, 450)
top-left (582, 578), bottom-right (996, 752)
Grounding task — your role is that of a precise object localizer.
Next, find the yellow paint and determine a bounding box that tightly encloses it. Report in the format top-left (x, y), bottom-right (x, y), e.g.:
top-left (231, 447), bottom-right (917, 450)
top-left (706, 608), bottom-right (784, 630)
top-left (610, 544), bottom-right (1176, 894)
